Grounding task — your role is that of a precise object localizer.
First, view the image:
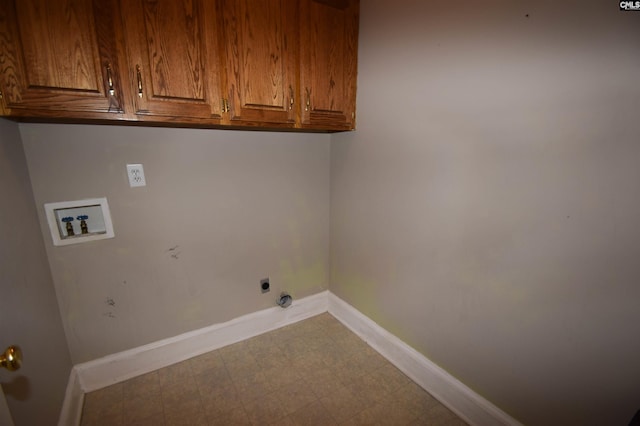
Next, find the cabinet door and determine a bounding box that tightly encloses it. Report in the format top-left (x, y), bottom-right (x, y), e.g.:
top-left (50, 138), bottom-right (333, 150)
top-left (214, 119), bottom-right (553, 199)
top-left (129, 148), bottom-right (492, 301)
top-left (120, 0), bottom-right (223, 121)
top-left (0, 0), bottom-right (124, 116)
top-left (220, 0), bottom-right (297, 125)
top-left (300, 0), bottom-right (359, 130)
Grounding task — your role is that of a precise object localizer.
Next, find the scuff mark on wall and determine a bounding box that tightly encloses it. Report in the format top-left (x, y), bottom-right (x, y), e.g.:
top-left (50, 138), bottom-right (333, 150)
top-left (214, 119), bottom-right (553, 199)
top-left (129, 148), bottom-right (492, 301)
top-left (105, 297), bottom-right (115, 306)
top-left (166, 245), bottom-right (181, 259)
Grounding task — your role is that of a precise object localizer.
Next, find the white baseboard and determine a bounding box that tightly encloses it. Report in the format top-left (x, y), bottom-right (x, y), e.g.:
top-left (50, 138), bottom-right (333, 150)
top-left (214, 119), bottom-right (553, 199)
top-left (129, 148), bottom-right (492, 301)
top-left (60, 289), bottom-right (520, 426)
top-left (57, 367), bottom-right (83, 426)
top-left (75, 290), bottom-right (328, 393)
top-left (327, 292), bottom-right (523, 426)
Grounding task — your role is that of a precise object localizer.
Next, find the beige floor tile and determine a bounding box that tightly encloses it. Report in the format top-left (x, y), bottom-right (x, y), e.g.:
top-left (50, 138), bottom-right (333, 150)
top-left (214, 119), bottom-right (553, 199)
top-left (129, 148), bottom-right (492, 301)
top-left (123, 371), bottom-right (161, 399)
top-left (283, 400), bottom-right (338, 426)
top-left (84, 383), bottom-right (123, 405)
top-left (261, 364), bottom-right (302, 390)
top-left (305, 332), bottom-right (339, 351)
top-left (123, 393), bottom-right (164, 425)
top-left (345, 373), bottom-right (392, 406)
top-left (268, 325), bottom-right (299, 344)
top-left (243, 393), bottom-right (288, 426)
top-left (249, 337), bottom-right (284, 355)
top-left (218, 340), bottom-right (253, 363)
top-left (390, 382), bottom-right (440, 417)
top-left (208, 406), bottom-right (252, 425)
top-left (161, 376), bottom-right (200, 407)
top-left (234, 371), bottom-right (274, 405)
top-left (348, 345), bottom-right (388, 371)
top-left (200, 384), bottom-right (243, 420)
top-left (81, 398), bottom-right (123, 426)
top-left (225, 356), bottom-right (263, 380)
top-left (317, 344), bottom-right (350, 366)
top-left (158, 360), bottom-right (193, 387)
top-left (196, 365), bottom-right (234, 396)
top-left (123, 411), bottom-right (164, 426)
top-left (281, 337), bottom-right (315, 359)
top-left (280, 323), bottom-right (315, 341)
top-left (331, 355), bottom-right (372, 385)
top-left (332, 334), bottom-right (370, 356)
top-left (368, 363), bottom-right (411, 394)
top-left (302, 367), bottom-right (346, 398)
top-left (292, 317), bottom-right (324, 333)
top-left (341, 401), bottom-right (418, 425)
top-left (163, 397), bottom-right (207, 426)
top-left (323, 323), bottom-right (356, 340)
top-left (290, 349), bottom-right (330, 373)
top-left (255, 348), bottom-right (292, 370)
top-left (81, 383), bottom-right (124, 425)
top-left (81, 411), bottom-right (124, 426)
top-left (277, 380), bottom-right (319, 416)
top-left (246, 330), bottom-right (276, 346)
top-left (421, 404), bottom-right (468, 426)
top-left (188, 350), bottom-right (225, 375)
top-left (81, 314), bottom-right (467, 426)
top-left (319, 385), bottom-right (367, 423)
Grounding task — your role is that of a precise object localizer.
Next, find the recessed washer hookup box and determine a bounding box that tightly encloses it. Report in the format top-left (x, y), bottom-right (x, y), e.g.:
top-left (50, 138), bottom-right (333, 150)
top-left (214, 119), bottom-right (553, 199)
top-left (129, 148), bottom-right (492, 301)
top-left (44, 197), bottom-right (115, 246)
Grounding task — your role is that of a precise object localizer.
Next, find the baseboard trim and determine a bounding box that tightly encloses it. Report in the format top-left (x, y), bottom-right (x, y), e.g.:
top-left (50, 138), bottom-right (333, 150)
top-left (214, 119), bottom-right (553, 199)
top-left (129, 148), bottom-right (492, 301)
top-left (57, 367), bottom-right (83, 426)
top-left (61, 289), bottom-right (520, 426)
top-left (327, 292), bottom-right (522, 426)
top-left (75, 290), bottom-right (328, 393)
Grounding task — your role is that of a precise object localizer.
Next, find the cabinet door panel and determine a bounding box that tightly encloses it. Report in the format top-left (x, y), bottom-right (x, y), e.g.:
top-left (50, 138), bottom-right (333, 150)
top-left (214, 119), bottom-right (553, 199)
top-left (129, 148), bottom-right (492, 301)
top-left (300, 0), bottom-right (358, 129)
top-left (221, 0), bottom-right (297, 124)
top-left (121, 0), bottom-right (222, 120)
top-left (0, 0), bottom-right (123, 115)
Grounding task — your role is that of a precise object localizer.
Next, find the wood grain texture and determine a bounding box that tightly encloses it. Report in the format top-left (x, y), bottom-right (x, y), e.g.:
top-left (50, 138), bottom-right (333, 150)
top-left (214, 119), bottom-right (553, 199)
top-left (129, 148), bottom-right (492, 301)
top-left (17, 0), bottom-right (98, 91)
top-left (0, 0), bottom-right (359, 131)
top-left (220, 0), bottom-right (297, 125)
top-left (0, 0), bottom-right (124, 114)
top-left (121, 0), bottom-right (223, 119)
top-left (142, 0), bottom-right (205, 100)
top-left (300, 0), bottom-right (358, 130)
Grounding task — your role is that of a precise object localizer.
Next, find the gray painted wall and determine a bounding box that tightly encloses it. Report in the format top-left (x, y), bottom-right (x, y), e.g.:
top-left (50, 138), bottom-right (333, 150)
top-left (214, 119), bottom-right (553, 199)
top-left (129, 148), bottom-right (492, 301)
top-left (20, 124), bottom-right (331, 364)
top-left (330, 1), bottom-right (640, 425)
top-left (0, 118), bottom-right (72, 425)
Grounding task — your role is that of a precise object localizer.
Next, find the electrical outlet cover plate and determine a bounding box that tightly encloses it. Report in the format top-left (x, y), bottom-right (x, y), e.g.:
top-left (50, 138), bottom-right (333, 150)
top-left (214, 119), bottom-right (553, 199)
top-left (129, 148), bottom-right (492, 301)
top-left (126, 164), bottom-right (146, 187)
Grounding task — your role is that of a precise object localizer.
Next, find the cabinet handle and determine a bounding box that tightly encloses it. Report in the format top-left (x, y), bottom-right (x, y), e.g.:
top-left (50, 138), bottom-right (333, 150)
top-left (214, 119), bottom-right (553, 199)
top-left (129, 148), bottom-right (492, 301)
top-left (0, 89), bottom-right (3, 99)
top-left (106, 64), bottom-right (115, 96)
top-left (136, 65), bottom-right (143, 98)
top-left (289, 86), bottom-right (294, 110)
top-left (222, 98), bottom-right (229, 113)
top-left (305, 88), bottom-right (311, 112)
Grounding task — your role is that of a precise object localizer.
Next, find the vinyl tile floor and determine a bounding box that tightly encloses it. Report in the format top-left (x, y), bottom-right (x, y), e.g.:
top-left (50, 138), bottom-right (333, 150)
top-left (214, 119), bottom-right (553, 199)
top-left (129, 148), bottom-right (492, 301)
top-left (80, 313), bottom-right (467, 425)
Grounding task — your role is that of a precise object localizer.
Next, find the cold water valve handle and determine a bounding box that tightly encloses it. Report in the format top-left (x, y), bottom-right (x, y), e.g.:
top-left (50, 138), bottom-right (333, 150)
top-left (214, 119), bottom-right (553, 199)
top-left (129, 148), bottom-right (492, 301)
top-left (61, 216), bottom-right (74, 236)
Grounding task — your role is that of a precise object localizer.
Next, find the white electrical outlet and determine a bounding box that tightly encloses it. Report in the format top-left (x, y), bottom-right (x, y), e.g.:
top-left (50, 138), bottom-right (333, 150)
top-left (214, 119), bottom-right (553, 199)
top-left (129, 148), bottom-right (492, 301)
top-left (126, 164), bottom-right (146, 187)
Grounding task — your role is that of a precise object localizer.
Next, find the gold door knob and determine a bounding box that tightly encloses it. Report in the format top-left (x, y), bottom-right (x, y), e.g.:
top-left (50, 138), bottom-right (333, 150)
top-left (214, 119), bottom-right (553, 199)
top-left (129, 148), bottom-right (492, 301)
top-left (0, 346), bottom-right (22, 372)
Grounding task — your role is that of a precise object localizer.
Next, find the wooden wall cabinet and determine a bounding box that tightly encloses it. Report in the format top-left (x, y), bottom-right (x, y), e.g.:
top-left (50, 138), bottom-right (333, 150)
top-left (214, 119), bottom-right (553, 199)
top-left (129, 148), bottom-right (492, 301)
top-left (300, 0), bottom-right (359, 131)
top-left (0, 0), bottom-right (125, 119)
top-left (0, 0), bottom-right (359, 131)
top-left (219, 0), bottom-right (298, 127)
top-left (119, 0), bottom-right (224, 122)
